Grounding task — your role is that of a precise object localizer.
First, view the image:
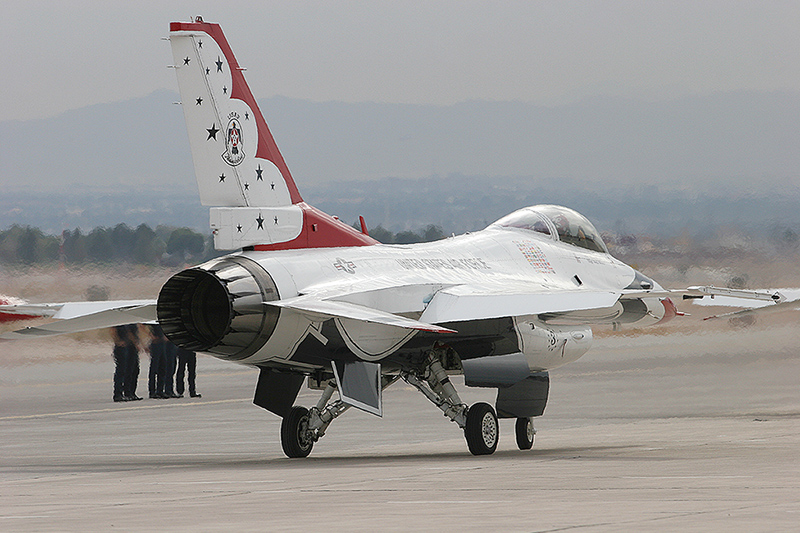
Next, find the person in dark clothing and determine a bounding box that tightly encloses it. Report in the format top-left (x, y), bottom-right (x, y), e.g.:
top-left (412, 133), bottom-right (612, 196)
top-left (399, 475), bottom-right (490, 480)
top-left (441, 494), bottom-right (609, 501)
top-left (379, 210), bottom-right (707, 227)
top-left (176, 347), bottom-right (201, 398)
top-left (147, 324), bottom-right (167, 398)
top-left (147, 324), bottom-right (181, 399)
top-left (112, 325), bottom-right (127, 402)
top-left (163, 340), bottom-right (180, 398)
top-left (112, 324), bottom-right (142, 402)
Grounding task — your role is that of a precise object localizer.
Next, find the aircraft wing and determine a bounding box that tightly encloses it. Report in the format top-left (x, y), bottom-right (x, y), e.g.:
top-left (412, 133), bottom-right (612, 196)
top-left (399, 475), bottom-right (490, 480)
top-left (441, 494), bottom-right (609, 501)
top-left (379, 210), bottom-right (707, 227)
top-left (699, 298), bottom-right (800, 320)
top-left (688, 287), bottom-right (797, 308)
top-left (621, 286), bottom-right (786, 304)
top-left (688, 288), bottom-right (800, 320)
top-left (0, 301), bottom-right (157, 340)
top-left (268, 296), bottom-right (456, 333)
top-left (294, 282), bottom-right (786, 327)
top-left (419, 285), bottom-right (621, 324)
top-left (291, 277), bottom-right (622, 327)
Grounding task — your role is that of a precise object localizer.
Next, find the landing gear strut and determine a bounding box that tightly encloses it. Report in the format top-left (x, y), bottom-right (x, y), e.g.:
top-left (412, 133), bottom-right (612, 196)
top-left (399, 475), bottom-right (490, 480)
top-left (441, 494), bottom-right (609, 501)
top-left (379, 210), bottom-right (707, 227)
top-left (280, 381), bottom-right (349, 458)
top-left (402, 348), bottom-right (500, 456)
top-left (280, 374), bottom-right (400, 458)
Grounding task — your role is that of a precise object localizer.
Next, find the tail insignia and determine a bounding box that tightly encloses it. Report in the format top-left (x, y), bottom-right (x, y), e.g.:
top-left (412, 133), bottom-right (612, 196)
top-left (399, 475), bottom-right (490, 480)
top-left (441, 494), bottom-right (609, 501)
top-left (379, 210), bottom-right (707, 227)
top-left (222, 114), bottom-right (245, 166)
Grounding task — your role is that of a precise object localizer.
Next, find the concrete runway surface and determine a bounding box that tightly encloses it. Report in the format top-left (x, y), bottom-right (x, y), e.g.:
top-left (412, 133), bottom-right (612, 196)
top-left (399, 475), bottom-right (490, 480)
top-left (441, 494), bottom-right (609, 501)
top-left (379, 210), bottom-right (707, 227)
top-left (1, 322), bottom-right (798, 532)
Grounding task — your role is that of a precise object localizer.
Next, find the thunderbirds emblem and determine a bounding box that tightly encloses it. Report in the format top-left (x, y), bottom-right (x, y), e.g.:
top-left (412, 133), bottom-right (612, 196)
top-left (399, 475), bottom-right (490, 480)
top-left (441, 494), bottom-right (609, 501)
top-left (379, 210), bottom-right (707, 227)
top-left (222, 115), bottom-right (245, 166)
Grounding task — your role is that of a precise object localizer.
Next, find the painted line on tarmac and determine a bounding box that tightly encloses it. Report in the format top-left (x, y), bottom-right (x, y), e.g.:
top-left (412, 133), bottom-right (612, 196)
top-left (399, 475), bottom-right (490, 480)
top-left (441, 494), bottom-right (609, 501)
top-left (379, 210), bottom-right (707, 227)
top-left (3, 369), bottom-right (256, 389)
top-left (0, 398), bottom-right (252, 421)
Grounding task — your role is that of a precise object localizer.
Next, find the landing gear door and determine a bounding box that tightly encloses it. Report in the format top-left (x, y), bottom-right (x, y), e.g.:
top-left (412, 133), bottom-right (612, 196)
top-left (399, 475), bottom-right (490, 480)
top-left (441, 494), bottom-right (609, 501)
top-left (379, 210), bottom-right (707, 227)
top-left (332, 360), bottom-right (382, 417)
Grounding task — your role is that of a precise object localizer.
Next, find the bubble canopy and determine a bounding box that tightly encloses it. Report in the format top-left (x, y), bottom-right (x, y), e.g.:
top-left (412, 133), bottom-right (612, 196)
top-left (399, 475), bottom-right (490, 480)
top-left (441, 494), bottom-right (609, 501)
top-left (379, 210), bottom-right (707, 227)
top-left (492, 205), bottom-right (608, 253)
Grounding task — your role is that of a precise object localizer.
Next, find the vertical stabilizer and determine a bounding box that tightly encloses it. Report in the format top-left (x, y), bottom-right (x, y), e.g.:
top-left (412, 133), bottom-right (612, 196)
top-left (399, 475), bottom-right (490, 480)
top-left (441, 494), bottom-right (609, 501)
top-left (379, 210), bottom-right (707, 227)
top-left (169, 18), bottom-right (376, 250)
top-left (170, 19), bottom-right (301, 208)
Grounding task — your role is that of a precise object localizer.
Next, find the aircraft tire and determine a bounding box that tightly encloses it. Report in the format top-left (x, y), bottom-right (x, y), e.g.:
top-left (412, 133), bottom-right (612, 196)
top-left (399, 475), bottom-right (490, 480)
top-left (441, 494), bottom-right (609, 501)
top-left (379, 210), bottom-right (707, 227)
top-left (281, 406), bottom-right (314, 458)
top-left (464, 402), bottom-right (499, 455)
top-left (515, 417), bottom-right (534, 450)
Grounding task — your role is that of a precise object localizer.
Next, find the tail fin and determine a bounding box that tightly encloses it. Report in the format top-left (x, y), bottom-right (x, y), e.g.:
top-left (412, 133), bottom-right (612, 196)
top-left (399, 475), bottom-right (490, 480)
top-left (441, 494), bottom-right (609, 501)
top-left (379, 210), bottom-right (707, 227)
top-left (169, 18), bottom-right (375, 250)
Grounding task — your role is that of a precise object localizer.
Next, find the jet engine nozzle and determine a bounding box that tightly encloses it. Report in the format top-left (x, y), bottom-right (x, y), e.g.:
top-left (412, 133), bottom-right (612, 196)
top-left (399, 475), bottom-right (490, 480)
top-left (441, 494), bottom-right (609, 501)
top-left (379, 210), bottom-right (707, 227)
top-left (157, 256), bottom-right (280, 360)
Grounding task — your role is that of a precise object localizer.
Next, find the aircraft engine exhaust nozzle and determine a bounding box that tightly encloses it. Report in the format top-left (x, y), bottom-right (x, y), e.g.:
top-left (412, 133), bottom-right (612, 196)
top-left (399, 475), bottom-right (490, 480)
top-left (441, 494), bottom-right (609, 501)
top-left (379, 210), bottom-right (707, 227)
top-left (157, 256), bottom-right (280, 360)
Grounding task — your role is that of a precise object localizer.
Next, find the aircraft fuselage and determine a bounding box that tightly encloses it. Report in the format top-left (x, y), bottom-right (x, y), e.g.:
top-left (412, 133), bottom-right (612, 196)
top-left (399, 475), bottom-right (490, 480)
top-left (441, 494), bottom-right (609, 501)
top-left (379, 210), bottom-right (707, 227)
top-left (158, 217), bottom-right (671, 378)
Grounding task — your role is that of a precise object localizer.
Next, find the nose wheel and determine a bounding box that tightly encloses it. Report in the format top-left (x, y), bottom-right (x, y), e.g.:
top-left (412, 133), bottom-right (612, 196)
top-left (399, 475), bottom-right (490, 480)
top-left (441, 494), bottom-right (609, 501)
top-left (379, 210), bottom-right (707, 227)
top-left (515, 417), bottom-right (535, 450)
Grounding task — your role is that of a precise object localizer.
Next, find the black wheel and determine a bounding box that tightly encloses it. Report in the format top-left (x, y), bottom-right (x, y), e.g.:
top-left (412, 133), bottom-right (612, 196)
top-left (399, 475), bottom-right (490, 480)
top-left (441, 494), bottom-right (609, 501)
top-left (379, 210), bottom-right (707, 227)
top-left (464, 402), bottom-right (499, 455)
top-left (515, 417), bottom-right (534, 450)
top-left (281, 406), bottom-right (314, 458)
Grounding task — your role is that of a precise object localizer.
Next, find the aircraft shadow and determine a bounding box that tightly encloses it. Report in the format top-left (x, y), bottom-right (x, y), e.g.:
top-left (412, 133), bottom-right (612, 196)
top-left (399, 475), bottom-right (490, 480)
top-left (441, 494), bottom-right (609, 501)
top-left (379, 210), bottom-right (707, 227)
top-left (5, 444), bottom-right (645, 474)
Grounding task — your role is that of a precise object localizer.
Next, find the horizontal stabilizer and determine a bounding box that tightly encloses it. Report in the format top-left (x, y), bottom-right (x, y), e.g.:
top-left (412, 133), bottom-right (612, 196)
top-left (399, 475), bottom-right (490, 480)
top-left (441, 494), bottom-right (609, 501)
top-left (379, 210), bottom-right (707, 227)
top-left (211, 206), bottom-right (303, 249)
top-left (268, 297), bottom-right (457, 333)
top-left (1, 303), bottom-right (156, 340)
top-left (0, 299), bottom-right (154, 319)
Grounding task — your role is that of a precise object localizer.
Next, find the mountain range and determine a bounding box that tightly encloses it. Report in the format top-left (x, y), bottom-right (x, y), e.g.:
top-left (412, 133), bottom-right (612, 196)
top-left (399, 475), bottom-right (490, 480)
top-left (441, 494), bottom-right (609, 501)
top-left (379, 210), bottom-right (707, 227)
top-left (1, 90), bottom-right (798, 236)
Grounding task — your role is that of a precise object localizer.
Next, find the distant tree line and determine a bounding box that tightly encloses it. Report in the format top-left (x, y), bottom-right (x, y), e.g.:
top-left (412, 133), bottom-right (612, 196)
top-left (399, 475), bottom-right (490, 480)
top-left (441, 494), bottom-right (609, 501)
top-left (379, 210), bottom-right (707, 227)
top-left (362, 224), bottom-right (446, 244)
top-left (0, 223), bottom-right (448, 266)
top-left (0, 224), bottom-right (215, 266)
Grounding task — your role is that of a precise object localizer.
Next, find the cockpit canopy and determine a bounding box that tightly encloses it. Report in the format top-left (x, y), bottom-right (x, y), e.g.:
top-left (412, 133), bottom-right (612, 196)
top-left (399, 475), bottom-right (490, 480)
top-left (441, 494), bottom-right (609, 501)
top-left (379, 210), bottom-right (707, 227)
top-left (492, 205), bottom-right (608, 253)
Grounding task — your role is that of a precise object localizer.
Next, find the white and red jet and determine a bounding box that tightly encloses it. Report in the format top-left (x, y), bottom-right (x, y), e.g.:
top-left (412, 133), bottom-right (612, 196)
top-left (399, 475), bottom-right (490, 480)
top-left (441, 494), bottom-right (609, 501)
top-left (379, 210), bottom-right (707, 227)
top-left (2, 19), bottom-right (785, 457)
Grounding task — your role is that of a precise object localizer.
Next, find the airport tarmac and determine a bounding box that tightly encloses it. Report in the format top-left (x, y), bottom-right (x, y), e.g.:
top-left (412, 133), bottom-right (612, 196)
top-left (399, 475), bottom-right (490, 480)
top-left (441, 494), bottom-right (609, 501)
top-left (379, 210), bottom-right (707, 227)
top-left (1, 323), bottom-right (799, 532)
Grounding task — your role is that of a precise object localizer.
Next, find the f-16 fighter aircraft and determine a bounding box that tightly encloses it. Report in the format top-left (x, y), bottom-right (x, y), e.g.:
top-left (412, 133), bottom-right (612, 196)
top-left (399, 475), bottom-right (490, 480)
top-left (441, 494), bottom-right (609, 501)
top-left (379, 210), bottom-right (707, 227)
top-left (1, 18), bottom-right (786, 457)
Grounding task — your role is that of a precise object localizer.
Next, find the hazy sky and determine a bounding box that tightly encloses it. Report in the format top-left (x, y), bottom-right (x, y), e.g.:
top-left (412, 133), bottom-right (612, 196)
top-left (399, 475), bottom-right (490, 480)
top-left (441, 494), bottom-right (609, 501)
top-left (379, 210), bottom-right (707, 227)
top-left (2, 0), bottom-right (799, 121)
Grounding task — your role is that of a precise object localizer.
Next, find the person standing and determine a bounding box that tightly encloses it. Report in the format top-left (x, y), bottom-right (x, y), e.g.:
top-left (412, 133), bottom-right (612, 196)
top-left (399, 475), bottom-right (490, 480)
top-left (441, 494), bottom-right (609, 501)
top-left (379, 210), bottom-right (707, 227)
top-left (163, 338), bottom-right (180, 398)
top-left (176, 347), bottom-right (201, 398)
top-left (147, 324), bottom-right (167, 399)
top-left (112, 323), bottom-right (142, 402)
top-left (112, 325), bottom-right (128, 402)
top-left (123, 323), bottom-right (142, 401)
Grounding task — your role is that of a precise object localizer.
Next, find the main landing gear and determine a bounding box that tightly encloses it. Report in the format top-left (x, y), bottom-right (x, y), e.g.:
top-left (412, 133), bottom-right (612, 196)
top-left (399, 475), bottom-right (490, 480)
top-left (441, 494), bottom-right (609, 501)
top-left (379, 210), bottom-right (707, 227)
top-left (280, 380), bottom-right (349, 458)
top-left (463, 402), bottom-right (499, 455)
top-left (279, 349), bottom-right (537, 458)
top-left (401, 349), bottom-right (535, 456)
top-left (281, 375), bottom-right (401, 458)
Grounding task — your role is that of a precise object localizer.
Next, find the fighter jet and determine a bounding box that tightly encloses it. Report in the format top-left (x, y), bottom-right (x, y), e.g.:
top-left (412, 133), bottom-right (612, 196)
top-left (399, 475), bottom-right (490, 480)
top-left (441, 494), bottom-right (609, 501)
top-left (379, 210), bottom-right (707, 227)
top-left (1, 18), bottom-right (785, 457)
